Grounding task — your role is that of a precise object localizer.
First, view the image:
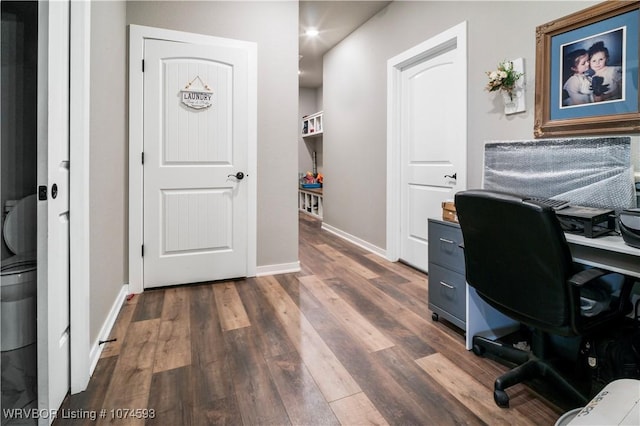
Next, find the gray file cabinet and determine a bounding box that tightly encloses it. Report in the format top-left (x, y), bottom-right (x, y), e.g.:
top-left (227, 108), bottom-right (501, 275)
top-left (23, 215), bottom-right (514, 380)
top-left (428, 218), bottom-right (466, 329)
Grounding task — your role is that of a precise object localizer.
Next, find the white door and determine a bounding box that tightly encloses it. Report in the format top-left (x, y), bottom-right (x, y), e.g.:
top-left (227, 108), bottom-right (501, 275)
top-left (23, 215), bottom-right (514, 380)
top-left (37, 0), bottom-right (70, 420)
top-left (388, 23), bottom-right (467, 272)
top-left (143, 40), bottom-right (249, 288)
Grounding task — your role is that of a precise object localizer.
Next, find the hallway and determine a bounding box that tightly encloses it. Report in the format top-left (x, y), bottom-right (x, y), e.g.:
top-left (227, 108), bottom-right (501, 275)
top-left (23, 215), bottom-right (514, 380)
top-left (56, 214), bottom-right (564, 425)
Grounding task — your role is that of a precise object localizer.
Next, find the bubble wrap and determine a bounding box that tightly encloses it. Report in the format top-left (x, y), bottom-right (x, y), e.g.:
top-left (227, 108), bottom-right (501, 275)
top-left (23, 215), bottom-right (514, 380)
top-left (483, 137), bottom-right (636, 211)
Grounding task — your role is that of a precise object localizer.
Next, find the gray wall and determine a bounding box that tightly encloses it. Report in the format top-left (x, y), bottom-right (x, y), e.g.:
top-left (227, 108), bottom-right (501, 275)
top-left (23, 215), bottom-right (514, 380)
top-left (322, 1), bottom-right (601, 250)
top-left (126, 1), bottom-right (299, 270)
top-left (89, 1), bottom-right (127, 344)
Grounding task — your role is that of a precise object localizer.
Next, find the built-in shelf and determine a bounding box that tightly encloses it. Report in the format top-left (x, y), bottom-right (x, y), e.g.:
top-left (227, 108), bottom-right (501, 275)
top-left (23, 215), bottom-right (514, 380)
top-left (301, 111), bottom-right (323, 138)
top-left (298, 187), bottom-right (323, 219)
top-left (300, 111), bottom-right (323, 219)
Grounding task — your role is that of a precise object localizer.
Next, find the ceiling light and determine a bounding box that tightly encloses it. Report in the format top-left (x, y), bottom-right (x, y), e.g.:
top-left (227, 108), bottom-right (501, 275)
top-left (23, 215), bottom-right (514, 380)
top-left (305, 28), bottom-right (319, 37)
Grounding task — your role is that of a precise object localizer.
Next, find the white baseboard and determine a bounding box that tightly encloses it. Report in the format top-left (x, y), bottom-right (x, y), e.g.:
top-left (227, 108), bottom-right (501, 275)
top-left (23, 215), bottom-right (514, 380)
top-left (321, 222), bottom-right (387, 258)
top-left (256, 261), bottom-right (301, 277)
top-left (88, 283), bottom-right (129, 375)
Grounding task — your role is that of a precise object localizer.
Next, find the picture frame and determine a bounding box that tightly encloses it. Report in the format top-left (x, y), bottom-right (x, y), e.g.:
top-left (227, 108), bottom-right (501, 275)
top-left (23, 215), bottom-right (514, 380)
top-left (534, 1), bottom-right (640, 138)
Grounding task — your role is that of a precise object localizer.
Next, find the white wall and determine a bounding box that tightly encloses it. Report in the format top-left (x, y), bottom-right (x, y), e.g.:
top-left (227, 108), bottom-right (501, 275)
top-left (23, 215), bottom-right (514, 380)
top-left (89, 0), bottom-right (127, 343)
top-left (323, 0), bottom-right (609, 251)
top-left (126, 1), bottom-right (299, 269)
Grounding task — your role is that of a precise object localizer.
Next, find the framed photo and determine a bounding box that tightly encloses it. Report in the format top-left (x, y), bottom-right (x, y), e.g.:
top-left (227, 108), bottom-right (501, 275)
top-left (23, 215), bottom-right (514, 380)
top-left (534, 1), bottom-right (640, 138)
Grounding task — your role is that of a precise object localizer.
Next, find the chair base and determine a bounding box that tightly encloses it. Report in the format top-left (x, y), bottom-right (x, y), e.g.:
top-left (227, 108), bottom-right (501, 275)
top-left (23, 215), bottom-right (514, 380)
top-left (473, 334), bottom-right (590, 408)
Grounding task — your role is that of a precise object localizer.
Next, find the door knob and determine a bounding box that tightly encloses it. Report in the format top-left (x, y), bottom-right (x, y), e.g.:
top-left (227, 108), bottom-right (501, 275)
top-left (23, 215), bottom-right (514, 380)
top-left (444, 173), bottom-right (457, 180)
top-left (228, 172), bottom-right (245, 180)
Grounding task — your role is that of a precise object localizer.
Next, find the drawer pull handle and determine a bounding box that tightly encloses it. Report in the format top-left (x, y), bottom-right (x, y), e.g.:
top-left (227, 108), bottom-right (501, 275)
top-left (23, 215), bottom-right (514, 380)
top-left (439, 281), bottom-right (455, 289)
top-left (439, 238), bottom-right (454, 244)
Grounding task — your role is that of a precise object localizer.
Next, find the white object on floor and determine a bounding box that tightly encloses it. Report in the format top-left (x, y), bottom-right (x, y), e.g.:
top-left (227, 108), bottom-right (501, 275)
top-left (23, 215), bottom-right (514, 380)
top-left (557, 379), bottom-right (640, 425)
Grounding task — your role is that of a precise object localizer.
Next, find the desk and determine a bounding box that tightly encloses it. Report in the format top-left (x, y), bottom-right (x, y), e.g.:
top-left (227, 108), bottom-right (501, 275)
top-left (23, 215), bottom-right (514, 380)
top-left (465, 233), bottom-right (640, 350)
top-left (565, 233), bottom-right (640, 279)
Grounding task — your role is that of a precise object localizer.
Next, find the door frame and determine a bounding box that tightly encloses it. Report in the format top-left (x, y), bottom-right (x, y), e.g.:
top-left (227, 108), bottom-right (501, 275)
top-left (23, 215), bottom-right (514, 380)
top-left (36, 0), bottom-right (90, 408)
top-left (69, 0), bottom-right (91, 393)
top-left (386, 21), bottom-right (467, 262)
top-left (37, 0), bottom-right (91, 415)
top-left (128, 25), bottom-right (257, 294)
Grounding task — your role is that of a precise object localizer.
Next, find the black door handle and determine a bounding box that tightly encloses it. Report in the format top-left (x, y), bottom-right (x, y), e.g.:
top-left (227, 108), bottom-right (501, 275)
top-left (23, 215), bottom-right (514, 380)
top-left (228, 172), bottom-right (245, 180)
top-left (444, 173), bottom-right (457, 180)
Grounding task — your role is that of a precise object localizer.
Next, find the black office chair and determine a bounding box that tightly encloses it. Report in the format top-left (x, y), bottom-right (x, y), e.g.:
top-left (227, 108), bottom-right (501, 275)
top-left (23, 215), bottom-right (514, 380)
top-left (454, 190), bottom-right (632, 408)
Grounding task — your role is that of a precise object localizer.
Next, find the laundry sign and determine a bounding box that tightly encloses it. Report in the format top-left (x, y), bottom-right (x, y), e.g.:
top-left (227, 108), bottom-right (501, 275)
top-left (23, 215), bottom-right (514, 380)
top-left (180, 76), bottom-right (213, 110)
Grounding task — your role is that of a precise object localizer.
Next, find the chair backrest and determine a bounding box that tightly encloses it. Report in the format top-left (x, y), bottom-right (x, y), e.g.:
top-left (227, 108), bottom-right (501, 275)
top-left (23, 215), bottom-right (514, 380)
top-left (455, 190), bottom-right (577, 333)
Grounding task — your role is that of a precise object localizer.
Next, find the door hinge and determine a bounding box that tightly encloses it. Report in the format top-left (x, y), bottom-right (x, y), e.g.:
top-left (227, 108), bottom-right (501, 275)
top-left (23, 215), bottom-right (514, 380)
top-left (141, 245), bottom-right (144, 257)
top-left (142, 59), bottom-right (145, 72)
top-left (141, 152), bottom-right (144, 164)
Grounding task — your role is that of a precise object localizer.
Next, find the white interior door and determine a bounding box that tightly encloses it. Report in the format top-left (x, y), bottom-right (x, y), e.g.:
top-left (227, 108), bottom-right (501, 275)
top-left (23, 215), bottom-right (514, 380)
top-left (143, 39), bottom-right (249, 288)
top-left (397, 29), bottom-right (467, 272)
top-left (37, 0), bottom-right (70, 421)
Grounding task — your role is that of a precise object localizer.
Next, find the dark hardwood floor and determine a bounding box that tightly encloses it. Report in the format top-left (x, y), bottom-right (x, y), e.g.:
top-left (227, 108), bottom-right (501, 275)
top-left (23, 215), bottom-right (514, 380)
top-left (56, 213), bottom-right (569, 425)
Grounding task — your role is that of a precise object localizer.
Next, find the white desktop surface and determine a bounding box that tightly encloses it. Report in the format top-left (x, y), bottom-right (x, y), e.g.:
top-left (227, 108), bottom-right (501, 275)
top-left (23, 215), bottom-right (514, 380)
top-left (565, 233), bottom-right (640, 257)
top-left (465, 232), bottom-right (640, 350)
top-left (565, 233), bottom-right (640, 279)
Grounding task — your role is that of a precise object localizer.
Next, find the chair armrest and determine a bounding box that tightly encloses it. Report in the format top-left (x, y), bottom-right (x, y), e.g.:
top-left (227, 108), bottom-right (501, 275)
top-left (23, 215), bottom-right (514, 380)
top-left (568, 268), bottom-right (607, 287)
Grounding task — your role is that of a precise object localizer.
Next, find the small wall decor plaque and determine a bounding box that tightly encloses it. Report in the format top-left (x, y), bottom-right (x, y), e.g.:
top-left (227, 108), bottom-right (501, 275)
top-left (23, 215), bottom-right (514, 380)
top-left (181, 76), bottom-right (213, 110)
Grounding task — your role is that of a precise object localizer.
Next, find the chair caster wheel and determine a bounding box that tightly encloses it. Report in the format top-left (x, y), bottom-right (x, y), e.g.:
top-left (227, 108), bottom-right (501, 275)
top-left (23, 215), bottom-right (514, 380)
top-left (494, 390), bottom-right (509, 408)
top-left (432, 312), bottom-right (439, 322)
top-left (472, 344), bottom-right (485, 357)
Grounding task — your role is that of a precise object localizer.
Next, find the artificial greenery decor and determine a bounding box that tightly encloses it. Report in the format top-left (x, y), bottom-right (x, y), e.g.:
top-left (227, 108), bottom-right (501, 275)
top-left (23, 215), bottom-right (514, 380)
top-left (486, 60), bottom-right (524, 100)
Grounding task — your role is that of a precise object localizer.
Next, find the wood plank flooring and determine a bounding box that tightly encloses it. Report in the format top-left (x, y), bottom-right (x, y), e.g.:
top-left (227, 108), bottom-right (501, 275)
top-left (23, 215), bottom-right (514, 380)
top-left (56, 214), bottom-right (568, 425)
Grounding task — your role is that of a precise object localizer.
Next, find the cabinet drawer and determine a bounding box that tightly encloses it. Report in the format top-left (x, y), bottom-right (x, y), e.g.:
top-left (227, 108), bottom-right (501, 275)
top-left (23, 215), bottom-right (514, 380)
top-left (428, 220), bottom-right (465, 273)
top-left (428, 264), bottom-right (466, 322)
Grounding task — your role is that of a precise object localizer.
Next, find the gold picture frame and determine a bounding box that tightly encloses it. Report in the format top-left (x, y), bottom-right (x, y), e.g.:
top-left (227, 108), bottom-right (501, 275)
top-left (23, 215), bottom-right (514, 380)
top-left (534, 1), bottom-right (640, 138)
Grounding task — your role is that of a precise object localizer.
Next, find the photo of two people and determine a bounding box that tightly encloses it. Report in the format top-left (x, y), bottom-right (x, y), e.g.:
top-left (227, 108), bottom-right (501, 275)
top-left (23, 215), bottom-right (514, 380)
top-left (561, 28), bottom-right (624, 107)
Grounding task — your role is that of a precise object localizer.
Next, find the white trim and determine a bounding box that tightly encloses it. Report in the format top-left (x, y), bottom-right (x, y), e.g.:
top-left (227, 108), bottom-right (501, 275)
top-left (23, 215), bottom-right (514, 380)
top-left (386, 58), bottom-right (401, 262)
top-left (36, 2), bottom-right (51, 422)
top-left (128, 25), bottom-right (258, 294)
top-left (69, 0), bottom-right (91, 395)
top-left (386, 21), bottom-right (468, 263)
top-left (38, 1), bottom-right (73, 420)
top-left (255, 262), bottom-right (301, 277)
top-left (321, 223), bottom-right (386, 258)
top-left (88, 284), bottom-right (129, 374)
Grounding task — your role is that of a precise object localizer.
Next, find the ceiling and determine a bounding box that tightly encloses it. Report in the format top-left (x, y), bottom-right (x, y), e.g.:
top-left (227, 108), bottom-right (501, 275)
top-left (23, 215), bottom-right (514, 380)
top-left (299, 1), bottom-right (392, 88)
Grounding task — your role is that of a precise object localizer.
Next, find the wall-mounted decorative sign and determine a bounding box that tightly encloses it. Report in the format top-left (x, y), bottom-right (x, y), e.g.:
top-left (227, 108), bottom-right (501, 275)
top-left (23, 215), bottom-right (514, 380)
top-left (180, 76), bottom-right (213, 110)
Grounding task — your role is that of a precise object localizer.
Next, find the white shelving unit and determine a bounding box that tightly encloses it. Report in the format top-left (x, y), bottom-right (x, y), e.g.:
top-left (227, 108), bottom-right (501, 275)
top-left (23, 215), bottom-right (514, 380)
top-left (298, 188), bottom-right (323, 219)
top-left (300, 110), bottom-right (323, 219)
top-left (301, 111), bottom-right (323, 138)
